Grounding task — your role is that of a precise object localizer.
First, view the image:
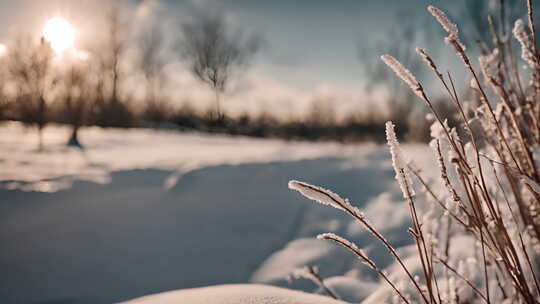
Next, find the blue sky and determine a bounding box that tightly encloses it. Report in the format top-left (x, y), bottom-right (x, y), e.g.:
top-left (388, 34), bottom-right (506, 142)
top-left (173, 0), bottom-right (459, 91)
top-left (0, 0), bottom-right (464, 88)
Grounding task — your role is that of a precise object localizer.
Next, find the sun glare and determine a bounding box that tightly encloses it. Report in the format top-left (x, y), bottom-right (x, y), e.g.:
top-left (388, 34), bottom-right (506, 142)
top-left (43, 17), bottom-right (76, 57)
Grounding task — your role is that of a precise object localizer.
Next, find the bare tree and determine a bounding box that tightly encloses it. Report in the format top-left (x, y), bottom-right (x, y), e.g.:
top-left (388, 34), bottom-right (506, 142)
top-left (8, 36), bottom-right (54, 150)
top-left (359, 14), bottom-right (424, 133)
top-left (0, 54), bottom-right (8, 121)
top-left (108, 5), bottom-right (124, 106)
top-left (92, 5), bottom-right (132, 127)
top-left (139, 23), bottom-right (170, 124)
top-left (360, 11), bottom-right (429, 98)
top-left (179, 12), bottom-right (260, 120)
top-left (60, 62), bottom-right (91, 148)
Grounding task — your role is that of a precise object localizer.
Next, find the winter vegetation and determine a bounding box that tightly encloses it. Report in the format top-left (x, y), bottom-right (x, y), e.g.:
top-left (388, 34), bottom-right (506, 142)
top-left (288, 0), bottom-right (540, 303)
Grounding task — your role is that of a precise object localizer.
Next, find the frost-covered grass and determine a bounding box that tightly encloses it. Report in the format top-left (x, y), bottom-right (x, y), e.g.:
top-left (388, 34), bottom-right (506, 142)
top-left (288, 2), bottom-right (540, 304)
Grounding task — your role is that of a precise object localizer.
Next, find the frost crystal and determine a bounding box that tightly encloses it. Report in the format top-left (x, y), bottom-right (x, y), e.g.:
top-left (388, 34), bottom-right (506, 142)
top-left (381, 55), bottom-right (422, 98)
top-left (385, 121), bottom-right (415, 198)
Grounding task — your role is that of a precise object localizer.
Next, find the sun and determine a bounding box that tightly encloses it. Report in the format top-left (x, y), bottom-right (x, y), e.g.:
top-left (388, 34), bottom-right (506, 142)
top-left (43, 17), bottom-right (76, 57)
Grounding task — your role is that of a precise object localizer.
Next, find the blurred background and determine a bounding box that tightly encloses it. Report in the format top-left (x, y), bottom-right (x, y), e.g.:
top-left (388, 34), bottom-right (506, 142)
top-left (0, 0), bottom-right (527, 146)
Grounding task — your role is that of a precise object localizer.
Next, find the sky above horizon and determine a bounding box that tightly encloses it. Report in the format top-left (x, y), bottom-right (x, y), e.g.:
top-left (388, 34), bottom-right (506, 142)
top-left (0, 0), bottom-right (518, 116)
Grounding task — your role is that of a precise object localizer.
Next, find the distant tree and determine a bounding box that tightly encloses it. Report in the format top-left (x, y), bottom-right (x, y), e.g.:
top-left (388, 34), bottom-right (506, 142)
top-left (8, 36), bottom-right (54, 150)
top-left (108, 5), bottom-right (124, 106)
top-left (138, 23), bottom-right (170, 124)
top-left (358, 11), bottom-right (433, 138)
top-left (93, 5), bottom-right (132, 127)
top-left (460, 0), bottom-right (524, 47)
top-left (60, 62), bottom-right (91, 148)
top-left (360, 12), bottom-right (426, 103)
top-left (0, 54), bottom-right (8, 121)
top-left (306, 98), bottom-right (337, 128)
top-left (179, 12), bottom-right (260, 120)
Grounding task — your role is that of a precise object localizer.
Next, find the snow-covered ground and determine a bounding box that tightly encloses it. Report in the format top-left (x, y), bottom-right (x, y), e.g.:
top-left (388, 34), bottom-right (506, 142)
top-left (0, 122), bottom-right (362, 192)
top-left (120, 284), bottom-right (346, 304)
top-left (0, 122), bottom-right (435, 304)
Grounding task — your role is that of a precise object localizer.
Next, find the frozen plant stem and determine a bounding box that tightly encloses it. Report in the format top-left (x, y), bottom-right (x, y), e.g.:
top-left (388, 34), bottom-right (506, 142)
top-left (318, 233), bottom-right (411, 304)
top-left (289, 181), bottom-right (430, 303)
top-left (429, 5), bottom-right (522, 174)
top-left (381, 54), bottom-right (471, 175)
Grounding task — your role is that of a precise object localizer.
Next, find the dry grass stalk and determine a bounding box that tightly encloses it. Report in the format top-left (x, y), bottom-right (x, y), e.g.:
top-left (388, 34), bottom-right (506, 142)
top-left (288, 1), bottom-right (540, 303)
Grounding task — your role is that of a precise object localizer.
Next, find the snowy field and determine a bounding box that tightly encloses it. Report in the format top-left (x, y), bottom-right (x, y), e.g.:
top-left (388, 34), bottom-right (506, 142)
top-left (0, 122), bottom-right (435, 303)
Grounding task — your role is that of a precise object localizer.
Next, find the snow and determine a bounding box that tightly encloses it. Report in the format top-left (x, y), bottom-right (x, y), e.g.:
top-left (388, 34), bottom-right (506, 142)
top-left (120, 284), bottom-right (346, 304)
top-left (0, 122), bottom-right (362, 192)
top-left (250, 238), bottom-right (353, 285)
top-left (323, 276), bottom-right (379, 303)
top-left (0, 122), bottom-right (443, 303)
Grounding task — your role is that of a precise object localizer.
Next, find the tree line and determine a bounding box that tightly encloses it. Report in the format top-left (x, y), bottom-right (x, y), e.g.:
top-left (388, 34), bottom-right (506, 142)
top-left (0, 4), bottom-right (462, 149)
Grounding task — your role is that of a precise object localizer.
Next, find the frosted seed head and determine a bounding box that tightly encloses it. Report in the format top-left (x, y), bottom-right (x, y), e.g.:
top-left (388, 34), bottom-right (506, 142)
top-left (380, 54), bottom-right (423, 98)
top-left (386, 121), bottom-right (415, 198)
top-left (288, 180), bottom-right (347, 212)
top-left (428, 5), bottom-right (458, 38)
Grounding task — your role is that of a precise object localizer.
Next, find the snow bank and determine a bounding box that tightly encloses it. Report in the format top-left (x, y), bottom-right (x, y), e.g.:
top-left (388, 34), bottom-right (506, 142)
top-left (251, 238), bottom-right (353, 284)
top-left (120, 284), bottom-right (346, 304)
top-left (322, 276), bottom-right (378, 303)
